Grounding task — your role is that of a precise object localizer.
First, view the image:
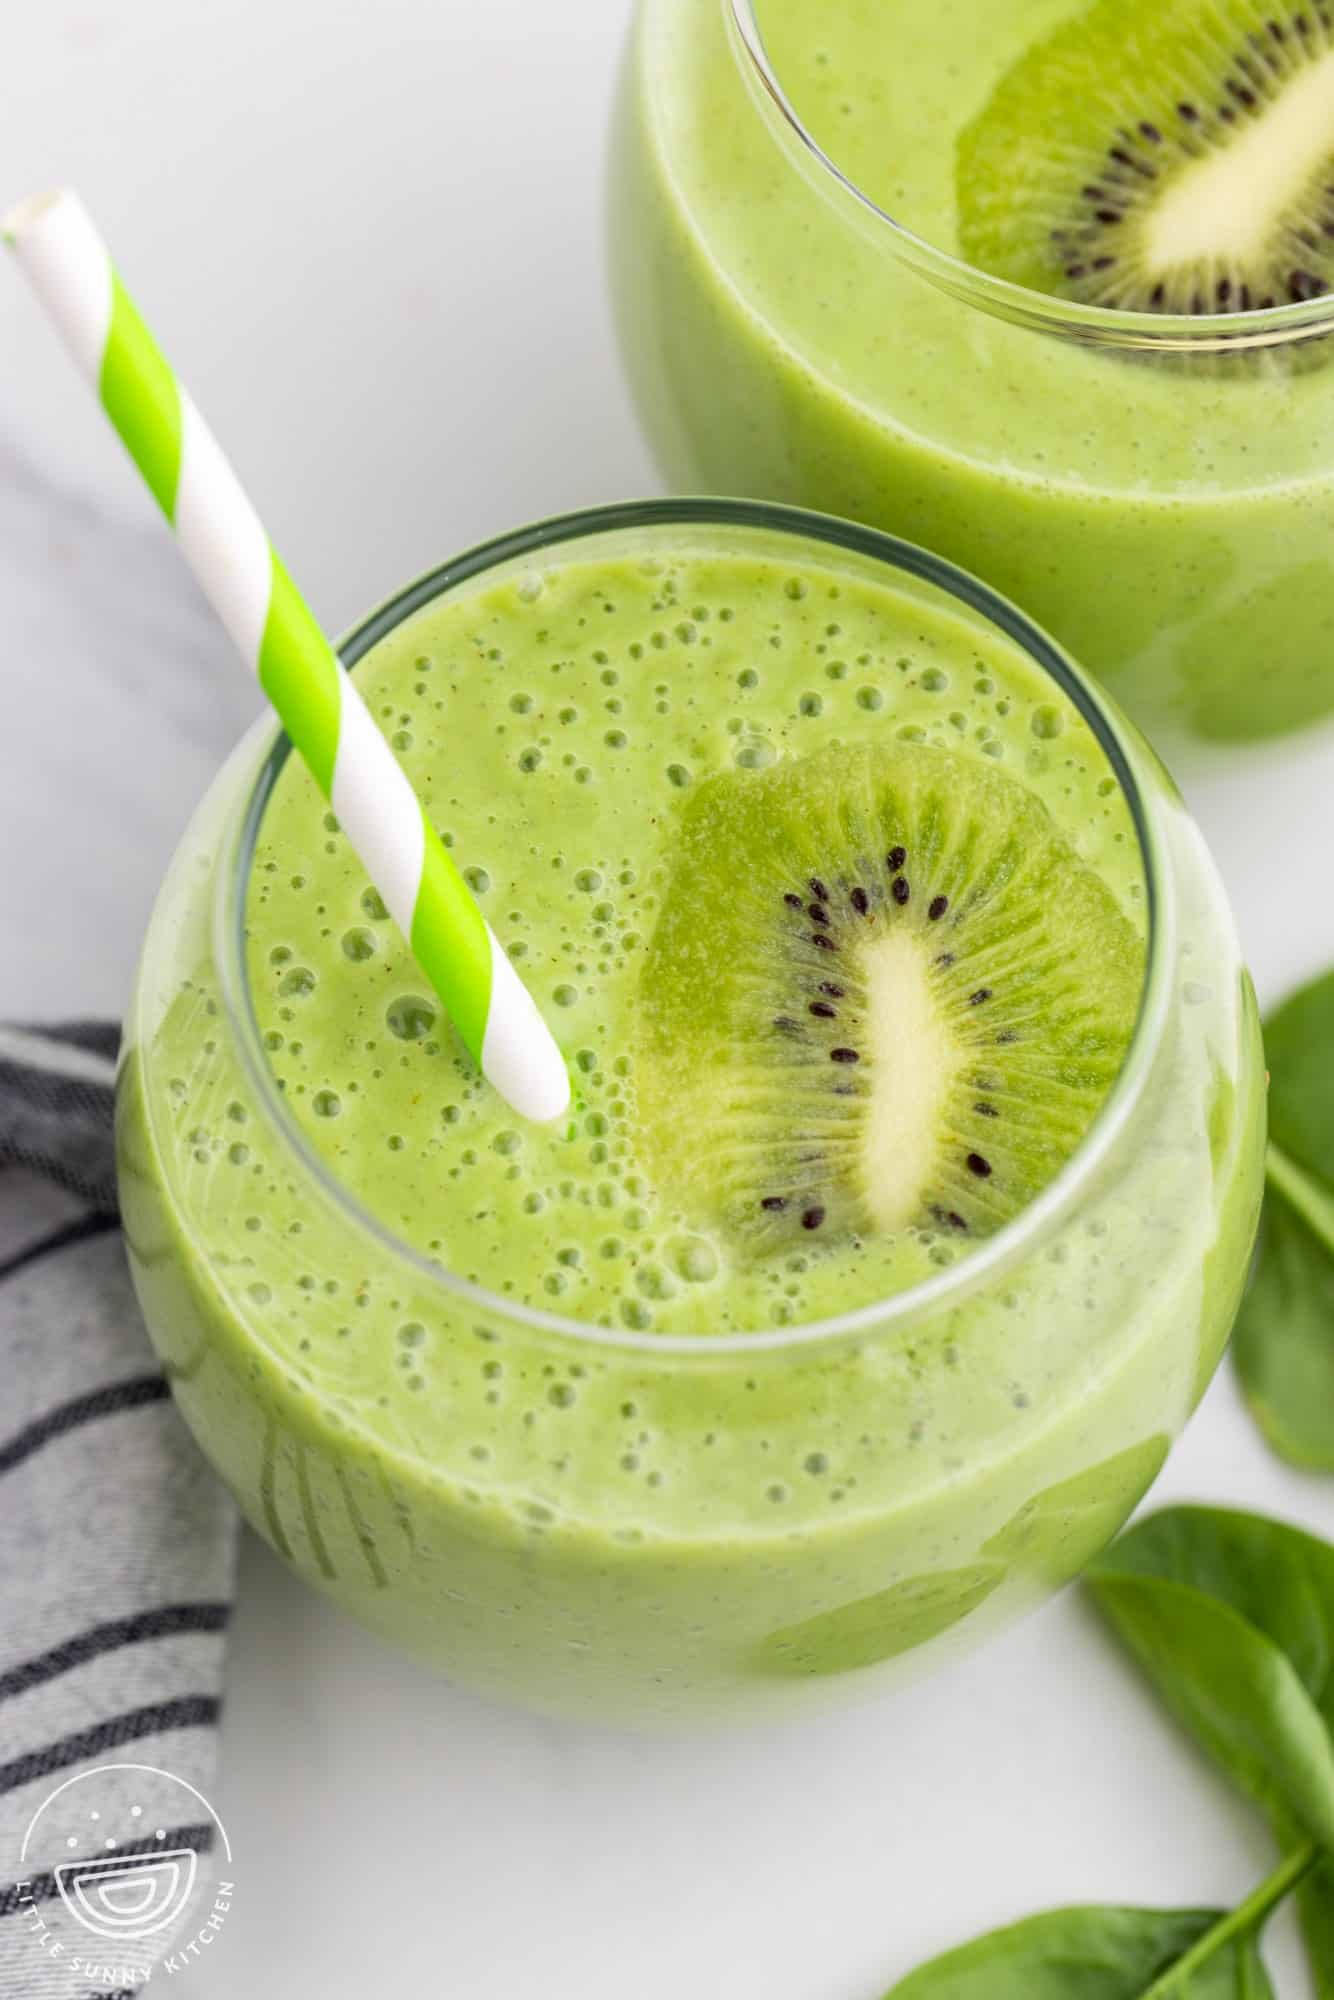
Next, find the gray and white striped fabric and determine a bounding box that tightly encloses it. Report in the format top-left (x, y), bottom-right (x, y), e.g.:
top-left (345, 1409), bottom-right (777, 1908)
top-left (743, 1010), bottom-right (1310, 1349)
top-left (0, 1024), bottom-right (237, 2000)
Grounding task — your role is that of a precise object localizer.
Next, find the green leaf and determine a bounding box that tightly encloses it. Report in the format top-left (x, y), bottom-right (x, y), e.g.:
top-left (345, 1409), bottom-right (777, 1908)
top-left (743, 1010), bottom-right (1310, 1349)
top-left (1234, 969), bottom-right (1334, 1471)
top-left (1297, 1861), bottom-right (1334, 1998)
top-left (1086, 1508), bottom-right (1334, 1852)
top-left (1274, 1812), bottom-right (1334, 1999)
top-left (880, 1905), bottom-right (1273, 1998)
top-left (1262, 970), bottom-right (1334, 1173)
top-left (1235, 1168), bottom-right (1334, 1472)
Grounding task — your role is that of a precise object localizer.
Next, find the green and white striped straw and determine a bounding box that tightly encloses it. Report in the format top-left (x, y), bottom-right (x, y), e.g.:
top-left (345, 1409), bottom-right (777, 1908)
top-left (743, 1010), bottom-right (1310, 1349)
top-left (4, 189), bottom-right (570, 1124)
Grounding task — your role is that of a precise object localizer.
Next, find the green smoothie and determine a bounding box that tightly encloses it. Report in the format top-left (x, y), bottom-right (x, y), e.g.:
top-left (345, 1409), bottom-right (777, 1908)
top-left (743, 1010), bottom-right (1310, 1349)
top-left (243, 547), bottom-right (1143, 1331)
top-left (611, 0), bottom-right (1334, 739)
top-left (118, 508), bottom-right (1264, 1720)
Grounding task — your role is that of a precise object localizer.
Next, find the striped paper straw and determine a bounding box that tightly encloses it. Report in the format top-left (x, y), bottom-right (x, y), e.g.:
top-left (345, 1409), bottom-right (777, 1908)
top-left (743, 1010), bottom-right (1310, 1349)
top-left (4, 190), bottom-right (570, 1125)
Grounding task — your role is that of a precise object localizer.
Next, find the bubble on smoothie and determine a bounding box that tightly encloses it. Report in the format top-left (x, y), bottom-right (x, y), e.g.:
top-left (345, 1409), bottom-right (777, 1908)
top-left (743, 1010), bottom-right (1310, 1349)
top-left (361, 887), bottom-right (389, 921)
top-left (397, 1322), bottom-right (426, 1348)
top-left (311, 1089), bottom-right (341, 1119)
top-left (553, 985), bottom-right (578, 1008)
top-left (666, 1236), bottom-right (719, 1285)
top-left (386, 995), bottom-right (437, 1042)
top-left (635, 1263), bottom-right (676, 1301)
top-left (341, 927), bottom-right (378, 962)
top-left (735, 740), bottom-right (775, 770)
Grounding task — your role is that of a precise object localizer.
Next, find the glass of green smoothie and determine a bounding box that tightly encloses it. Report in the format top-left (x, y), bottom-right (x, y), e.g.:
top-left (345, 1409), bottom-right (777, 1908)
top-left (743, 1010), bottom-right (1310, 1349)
top-left (118, 499), bottom-right (1264, 1723)
top-left (610, 0), bottom-right (1334, 743)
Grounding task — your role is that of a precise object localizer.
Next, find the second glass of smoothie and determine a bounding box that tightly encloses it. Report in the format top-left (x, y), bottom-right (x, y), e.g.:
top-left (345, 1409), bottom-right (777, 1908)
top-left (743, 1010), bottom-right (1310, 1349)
top-left (611, 0), bottom-right (1334, 743)
top-left (118, 502), bottom-right (1264, 1722)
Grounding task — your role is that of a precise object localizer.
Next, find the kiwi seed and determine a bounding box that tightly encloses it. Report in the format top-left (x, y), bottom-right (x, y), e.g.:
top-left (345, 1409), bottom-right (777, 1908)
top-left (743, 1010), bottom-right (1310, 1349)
top-left (958, 0), bottom-right (1334, 321)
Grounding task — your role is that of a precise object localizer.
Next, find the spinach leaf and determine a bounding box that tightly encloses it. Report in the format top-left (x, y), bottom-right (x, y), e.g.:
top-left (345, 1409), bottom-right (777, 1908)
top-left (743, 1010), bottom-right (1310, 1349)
top-left (1086, 1508), bottom-right (1334, 1852)
top-left (883, 1511), bottom-right (1333, 2000)
top-left (1297, 1863), bottom-right (1334, 1999)
top-left (879, 1905), bottom-right (1273, 1998)
top-left (1235, 1169), bottom-right (1334, 1472)
top-left (1258, 968), bottom-right (1334, 1174)
top-left (1274, 1810), bottom-right (1334, 1999)
top-left (1234, 969), bottom-right (1334, 1471)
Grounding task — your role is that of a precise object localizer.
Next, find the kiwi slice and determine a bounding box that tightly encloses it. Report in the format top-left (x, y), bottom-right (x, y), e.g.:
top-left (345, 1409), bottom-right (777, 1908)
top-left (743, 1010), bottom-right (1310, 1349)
top-left (957, 0), bottom-right (1334, 315)
top-left (636, 742), bottom-right (1142, 1257)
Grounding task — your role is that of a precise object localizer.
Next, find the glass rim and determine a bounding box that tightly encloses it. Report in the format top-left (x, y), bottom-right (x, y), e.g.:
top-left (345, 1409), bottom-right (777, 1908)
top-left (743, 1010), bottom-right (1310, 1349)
top-left (212, 495), bottom-right (1176, 1357)
top-left (726, 0), bottom-right (1334, 352)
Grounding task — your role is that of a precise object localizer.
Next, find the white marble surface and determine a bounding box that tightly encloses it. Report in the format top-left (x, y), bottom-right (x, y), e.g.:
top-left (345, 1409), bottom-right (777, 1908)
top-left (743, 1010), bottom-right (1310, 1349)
top-left (2, 2), bottom-right (1334, 1995)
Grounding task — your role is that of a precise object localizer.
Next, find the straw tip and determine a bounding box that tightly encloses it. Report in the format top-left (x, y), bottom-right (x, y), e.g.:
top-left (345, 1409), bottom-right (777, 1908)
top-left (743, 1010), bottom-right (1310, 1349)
top-left (479, 937), bottom-right (574, 1124)
top-left (2, 188), bottom-right (70, 249)
top-left (484, 1028), bottom-right (572, 1126)
top-left (523, 1050), bottom-right (574, 1126)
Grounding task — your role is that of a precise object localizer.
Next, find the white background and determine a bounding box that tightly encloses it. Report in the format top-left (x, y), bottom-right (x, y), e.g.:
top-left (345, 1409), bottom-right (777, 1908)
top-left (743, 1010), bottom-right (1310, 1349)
top-left (2, 2), bottom-right (1334, 1994)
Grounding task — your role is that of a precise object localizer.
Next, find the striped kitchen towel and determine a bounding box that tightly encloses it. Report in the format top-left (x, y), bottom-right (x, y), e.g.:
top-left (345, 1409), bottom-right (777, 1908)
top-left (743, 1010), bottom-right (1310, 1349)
top-left (0, 1024), bottom-right (238, 1999)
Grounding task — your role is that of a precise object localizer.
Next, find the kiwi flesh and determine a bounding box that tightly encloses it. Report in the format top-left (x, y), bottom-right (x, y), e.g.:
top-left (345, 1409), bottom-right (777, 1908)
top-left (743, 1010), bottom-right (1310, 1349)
top-left (636, 742), bottom-right (1143, 1259)
top-left (957, 0), bottom-right (1334, 316)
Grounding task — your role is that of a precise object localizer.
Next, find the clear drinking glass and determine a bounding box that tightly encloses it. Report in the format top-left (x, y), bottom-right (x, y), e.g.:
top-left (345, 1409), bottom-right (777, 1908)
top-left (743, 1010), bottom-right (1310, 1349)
top-left (609, 0), bottom-right (1334, 743)
top-left (117, 500), bottom-right (1264, 1724)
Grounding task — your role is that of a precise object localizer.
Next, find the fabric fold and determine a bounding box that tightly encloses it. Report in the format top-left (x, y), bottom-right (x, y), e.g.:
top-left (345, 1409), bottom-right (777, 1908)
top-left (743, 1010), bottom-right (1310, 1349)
top-left (0, 1023), bottom-right (237, 2000)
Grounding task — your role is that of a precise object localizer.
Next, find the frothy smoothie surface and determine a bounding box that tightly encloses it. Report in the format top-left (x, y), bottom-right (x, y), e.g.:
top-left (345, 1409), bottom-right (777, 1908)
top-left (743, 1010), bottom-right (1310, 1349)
top-left (247, 542), bottom-right (1145, 1336)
